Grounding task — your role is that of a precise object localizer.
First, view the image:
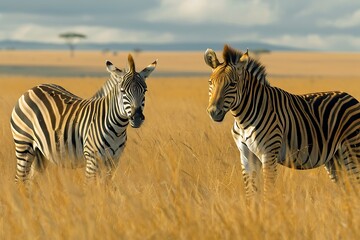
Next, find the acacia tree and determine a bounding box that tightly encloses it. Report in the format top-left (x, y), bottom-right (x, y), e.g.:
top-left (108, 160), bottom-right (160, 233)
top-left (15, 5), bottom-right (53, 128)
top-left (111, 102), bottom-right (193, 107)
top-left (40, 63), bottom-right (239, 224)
top-left (59, 32), bottom-right (86, 57)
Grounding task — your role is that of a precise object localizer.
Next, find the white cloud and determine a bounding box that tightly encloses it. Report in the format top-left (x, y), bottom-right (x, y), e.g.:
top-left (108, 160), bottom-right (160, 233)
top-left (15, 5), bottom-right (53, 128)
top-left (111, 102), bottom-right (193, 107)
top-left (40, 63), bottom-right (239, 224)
top-left (318, 9), bottom-right (360, 28)
top-left (226, 33), bottom-right (262, 42)
top-left (3, 24), bottom-right (175, 43)
top-left (264, 34), bottom-right (325, 49)
top-left (295, 0), bottom-right (360, 18)
top-left (69, 26), bottom-right (175, 44)
top-left (263, 34), bottom-right (360, 51)
top-left (2, 2), bottom-right (360, 51)
top-left (146, 0), bottom-right (277, 26)
top-left (0, 12), bottom-right (175, 43)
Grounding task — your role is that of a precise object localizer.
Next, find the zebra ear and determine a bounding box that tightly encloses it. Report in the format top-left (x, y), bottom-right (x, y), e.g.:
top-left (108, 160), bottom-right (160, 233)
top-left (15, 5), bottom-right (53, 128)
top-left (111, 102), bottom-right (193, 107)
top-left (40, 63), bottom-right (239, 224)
top-left (223, 44), bottom-right (237, 64)
top-left (239, 49), bottom-right (249, 68)
top-left (128, 54), bottom-right (136, 73)
top-left (139, 59), bottom-right (158, 80)
top-left (106, 60), bottom-right (123, 75)
top-left (204, 48), bottom-right (220, 69)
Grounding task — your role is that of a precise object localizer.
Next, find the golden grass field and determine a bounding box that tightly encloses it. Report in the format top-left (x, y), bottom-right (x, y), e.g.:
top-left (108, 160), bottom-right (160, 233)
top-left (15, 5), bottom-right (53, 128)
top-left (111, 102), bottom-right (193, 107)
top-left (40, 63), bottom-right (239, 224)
top-left (0, 50), bottom-right (359, 239)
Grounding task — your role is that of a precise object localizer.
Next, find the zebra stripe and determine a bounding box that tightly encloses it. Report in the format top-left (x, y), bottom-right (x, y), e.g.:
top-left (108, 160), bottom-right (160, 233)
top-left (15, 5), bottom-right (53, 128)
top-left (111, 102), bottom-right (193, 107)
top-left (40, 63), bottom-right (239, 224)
top-left (92, 65), bottom-right (125, 99)
top-left (204, 45), bottom-right (360, 200)
top-left (10, 54), bottom-right (157, 183)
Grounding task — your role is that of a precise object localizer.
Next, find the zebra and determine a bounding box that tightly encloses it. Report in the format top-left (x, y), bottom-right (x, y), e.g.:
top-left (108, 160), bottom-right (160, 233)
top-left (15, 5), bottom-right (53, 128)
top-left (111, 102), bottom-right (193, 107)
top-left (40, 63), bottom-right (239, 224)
top-left (10, 54), bottom-right (157, 184)
top-left (204, 44), bottom-right (360, 200)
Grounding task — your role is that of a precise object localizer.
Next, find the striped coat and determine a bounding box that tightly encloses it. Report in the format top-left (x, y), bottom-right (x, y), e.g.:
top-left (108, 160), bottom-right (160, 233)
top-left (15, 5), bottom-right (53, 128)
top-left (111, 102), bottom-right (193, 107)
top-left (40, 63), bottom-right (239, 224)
top-left (11, 55), bottom-right (157, 183)
top-left (205, 45), bottom-right (360, 200)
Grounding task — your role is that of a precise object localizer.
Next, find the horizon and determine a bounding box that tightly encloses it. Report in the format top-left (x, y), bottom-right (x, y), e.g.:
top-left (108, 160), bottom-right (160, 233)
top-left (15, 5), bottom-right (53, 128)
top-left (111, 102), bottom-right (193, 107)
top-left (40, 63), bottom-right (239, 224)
top-left (0, 39), bottom-right (303, 52)
top-left (1, 1), bottom-right (360, 51)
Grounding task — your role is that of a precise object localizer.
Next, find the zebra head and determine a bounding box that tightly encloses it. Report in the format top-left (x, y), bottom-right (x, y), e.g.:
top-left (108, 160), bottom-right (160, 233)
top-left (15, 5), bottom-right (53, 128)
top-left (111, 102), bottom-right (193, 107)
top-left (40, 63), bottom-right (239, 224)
top-left (106, 55), bottom-right (157, 128)
top-left (204, 44), bottom-right (249, 122)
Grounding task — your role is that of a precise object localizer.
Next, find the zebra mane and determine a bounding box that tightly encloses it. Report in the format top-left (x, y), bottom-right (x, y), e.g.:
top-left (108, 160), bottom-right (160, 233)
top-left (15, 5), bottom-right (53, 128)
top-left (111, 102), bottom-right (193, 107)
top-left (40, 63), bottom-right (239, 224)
top-left (223, 45), bottom-right (269, 86)
top-left (245, 57), bottom-right (270, 86)
top-left (92, 75), bottom-right (121, 98)
top-left (96, 56), bottom-right (144, 99)
top-left (92, 69), bottom-right (125, 98)
top-left (92, 64), bottom-right (146, 99)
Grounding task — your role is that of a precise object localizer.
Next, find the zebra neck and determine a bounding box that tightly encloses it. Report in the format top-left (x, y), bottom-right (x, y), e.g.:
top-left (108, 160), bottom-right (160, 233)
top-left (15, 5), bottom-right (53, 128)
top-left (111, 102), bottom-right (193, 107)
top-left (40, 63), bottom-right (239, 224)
top-left (104, 90), bottom-right (129, 128)
top-left (245, 59), bottom-right (269, 86)
top-left (93, 76), bottom-right (119, 98)
top-left (231, 77), bottom-right (271, 127)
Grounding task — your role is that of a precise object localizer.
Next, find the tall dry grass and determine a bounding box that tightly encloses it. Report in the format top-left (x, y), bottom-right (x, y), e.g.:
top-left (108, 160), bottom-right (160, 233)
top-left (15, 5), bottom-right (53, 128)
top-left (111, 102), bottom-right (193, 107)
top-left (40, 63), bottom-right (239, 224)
top-left (0, 51), bottom-right (359, 239)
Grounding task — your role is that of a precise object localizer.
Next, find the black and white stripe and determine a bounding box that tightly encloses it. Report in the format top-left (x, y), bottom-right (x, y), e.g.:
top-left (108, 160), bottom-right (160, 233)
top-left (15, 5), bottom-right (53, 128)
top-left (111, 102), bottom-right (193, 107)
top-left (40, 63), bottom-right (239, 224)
top-left (205, 45), bottom-right (360, 200)
top-left (11, 54), bottom-right (157, 183)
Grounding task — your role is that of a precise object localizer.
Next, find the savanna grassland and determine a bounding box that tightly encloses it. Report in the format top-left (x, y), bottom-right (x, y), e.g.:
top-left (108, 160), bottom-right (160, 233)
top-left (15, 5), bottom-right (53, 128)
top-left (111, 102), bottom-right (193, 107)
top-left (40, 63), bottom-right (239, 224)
top-left (0, 50), bottom-right (359, 239)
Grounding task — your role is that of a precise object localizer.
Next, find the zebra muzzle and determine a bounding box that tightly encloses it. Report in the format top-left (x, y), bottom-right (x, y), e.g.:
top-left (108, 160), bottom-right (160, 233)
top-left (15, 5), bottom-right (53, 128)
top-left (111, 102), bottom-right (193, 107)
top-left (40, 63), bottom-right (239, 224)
top-left (130, 108), bottom-right (145, 128)
top-left (207, 105), bottom-right (225, 122)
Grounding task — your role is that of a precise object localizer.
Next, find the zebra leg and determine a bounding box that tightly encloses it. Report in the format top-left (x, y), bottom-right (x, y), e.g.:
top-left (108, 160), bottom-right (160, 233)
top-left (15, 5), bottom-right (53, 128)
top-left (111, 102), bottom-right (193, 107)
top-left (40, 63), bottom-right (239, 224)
top-left (238, 142), bottom-right (262, 201)
top-left (261, 153), bottom-right (278, 200)
top-left (103, 148), bottom-right (119, 182)
top-left (84, 153), bottom-right (118, 189)
top-left (84, 151), bottom-right (100, 184)
top-left (342, 145), bottom-right (360, 184)
top-left (102, 157), bottom-right (119, 192)
top-left (14, 145), bottom-right (36, 183)
top-left (324, 157), bottom-right (341, 183)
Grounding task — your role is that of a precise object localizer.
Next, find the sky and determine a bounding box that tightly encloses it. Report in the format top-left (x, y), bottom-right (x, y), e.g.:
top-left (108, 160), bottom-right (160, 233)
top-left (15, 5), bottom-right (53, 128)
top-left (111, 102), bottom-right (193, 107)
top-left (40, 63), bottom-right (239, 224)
top-left (1, 0), bottom-right (360, 51)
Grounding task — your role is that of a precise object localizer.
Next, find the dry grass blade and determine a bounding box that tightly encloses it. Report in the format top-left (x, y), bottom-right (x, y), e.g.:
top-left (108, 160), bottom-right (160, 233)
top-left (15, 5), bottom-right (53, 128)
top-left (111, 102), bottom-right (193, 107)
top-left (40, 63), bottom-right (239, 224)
top-left (0, 51), bottom-right (359, 239)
